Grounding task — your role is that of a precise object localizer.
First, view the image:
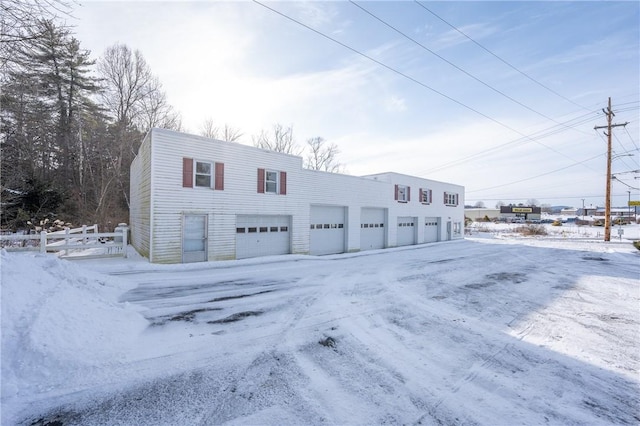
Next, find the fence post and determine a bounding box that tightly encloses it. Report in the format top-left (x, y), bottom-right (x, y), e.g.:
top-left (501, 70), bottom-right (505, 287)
top-left (40, 231), bottom-right (46, 253)
top-left (122, 226), bottom-right (128, 258)
top-left (82, 225), bottom-right (87, 245)
top-left (64, 227), bottom-right (70, 256)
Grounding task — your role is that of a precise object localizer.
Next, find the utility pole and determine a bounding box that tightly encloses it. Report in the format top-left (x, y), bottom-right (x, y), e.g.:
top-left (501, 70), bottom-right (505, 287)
top-left (594, 97), bottom-right (629, 241)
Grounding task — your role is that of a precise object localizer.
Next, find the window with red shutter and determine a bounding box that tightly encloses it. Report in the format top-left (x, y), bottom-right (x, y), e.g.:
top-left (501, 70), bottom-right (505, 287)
top-left (183, 158), bottom-right (193, 188)
top-left (214, 162), bottom-right (224, 190)
top-left (280, 171), bottom-right (287, 195)
top-left (257, 168), bottom-right (265, 193)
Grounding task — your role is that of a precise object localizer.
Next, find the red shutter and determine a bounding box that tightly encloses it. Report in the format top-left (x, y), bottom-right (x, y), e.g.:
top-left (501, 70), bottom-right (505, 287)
top-left (429, 189), bottom-right (432, 203)
top-left (444, 193), bottom-right (448, 204)
top-left (280, 171), bottom-right (287, 195)
top-left (214, 162), bottom-right (224, 190)
top-left (419, 189), bottom-right (423, 204)
top-left (257, 168), bottom-right (265, 193)
top-left (182, 158), bottom-right (193, 188)
top-left (407, 186), bottom-right (411, 202)
top-left (394, 184), bottom-right (399, 201)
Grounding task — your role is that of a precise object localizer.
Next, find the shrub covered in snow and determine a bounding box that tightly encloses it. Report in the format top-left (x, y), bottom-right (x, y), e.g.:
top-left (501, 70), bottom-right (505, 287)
top-left (515, 225), bottom-right (548, 236)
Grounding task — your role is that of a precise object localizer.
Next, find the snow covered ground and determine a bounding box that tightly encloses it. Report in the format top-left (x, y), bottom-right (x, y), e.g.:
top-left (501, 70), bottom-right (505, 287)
top-left (2, 224), bottom-right (639, 425)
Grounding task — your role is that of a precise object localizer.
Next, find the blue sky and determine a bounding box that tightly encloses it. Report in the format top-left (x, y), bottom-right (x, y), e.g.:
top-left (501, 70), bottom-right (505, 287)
top-left (72, 1), bottom-right (639, 209)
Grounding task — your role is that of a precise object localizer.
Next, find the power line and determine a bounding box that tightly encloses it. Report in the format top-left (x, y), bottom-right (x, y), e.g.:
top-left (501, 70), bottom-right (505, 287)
top-left (252, 0), bottom-right (597, 177)
top-left (465, 152), bottom-right (603, 193)
top-left (412, 0), bottom-right (590, 111)
top-left (421, 109), bottom-right (601, 175)
top-left (350, 1), bottom-right (577, 129)
top-left (251, 0), bottom-right (511, 128)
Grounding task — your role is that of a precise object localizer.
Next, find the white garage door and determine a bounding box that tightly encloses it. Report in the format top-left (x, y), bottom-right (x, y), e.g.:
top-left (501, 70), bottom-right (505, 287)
top-left (424, 217), bottom-right (440, 243)
top-left (360, 208), bottom-right (386, 251)
top-left (310, 205), bottom-right (346, 255)
top-left (236, 215), bottom-right (291, 259)
top-left (397, 216), bottom-right (416, 246)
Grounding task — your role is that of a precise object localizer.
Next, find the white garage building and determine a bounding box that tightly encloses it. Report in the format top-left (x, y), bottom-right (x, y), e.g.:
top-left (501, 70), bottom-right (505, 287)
top-left (130, 129), bottom-right (465, 263)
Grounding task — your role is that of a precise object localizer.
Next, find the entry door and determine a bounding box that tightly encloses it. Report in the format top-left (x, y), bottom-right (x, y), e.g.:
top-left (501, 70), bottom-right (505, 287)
top-left (183, 214), bottom-right (207, 263)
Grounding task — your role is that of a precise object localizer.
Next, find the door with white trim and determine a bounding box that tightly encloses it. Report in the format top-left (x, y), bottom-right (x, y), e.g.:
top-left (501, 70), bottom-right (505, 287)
top-left (183, 214), bottom-right (207, 263)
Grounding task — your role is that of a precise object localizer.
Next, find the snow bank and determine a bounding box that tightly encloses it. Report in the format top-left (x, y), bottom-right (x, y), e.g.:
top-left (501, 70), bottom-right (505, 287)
top-left (1, 250), bottom-right (148, 399)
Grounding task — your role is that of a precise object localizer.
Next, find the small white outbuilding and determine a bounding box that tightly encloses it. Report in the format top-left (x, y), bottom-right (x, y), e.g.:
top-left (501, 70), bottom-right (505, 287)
top-left (130, 128), bottom-right (465, 263)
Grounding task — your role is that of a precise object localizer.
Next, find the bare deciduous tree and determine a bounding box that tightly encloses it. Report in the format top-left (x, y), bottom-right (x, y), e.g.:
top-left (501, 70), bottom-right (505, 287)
top-left (252, 123), bottom-right (302, 155)
top-left (304, 137), bottom-right (343, 173)
top-left (200, 118), bottom-right (242, 142)
top-left (137, 76), bottom-right (182, 132)
top-left (97, 43), bottom-right (154, 126)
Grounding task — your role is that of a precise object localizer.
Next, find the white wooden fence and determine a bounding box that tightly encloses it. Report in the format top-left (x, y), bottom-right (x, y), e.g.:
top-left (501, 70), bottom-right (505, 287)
top-left (0, 224), bottom-right (128, 259)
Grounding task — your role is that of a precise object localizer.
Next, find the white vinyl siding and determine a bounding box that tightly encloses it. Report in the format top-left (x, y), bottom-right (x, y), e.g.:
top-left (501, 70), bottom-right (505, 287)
top-left (131, 129), bottom-right (465, 263)
top-left (129, 132), bottom-right (152, 259)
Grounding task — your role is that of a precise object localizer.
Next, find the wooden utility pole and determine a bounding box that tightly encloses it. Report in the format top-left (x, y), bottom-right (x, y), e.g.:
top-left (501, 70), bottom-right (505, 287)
top-left (594, 97), bottom-right (628, 242)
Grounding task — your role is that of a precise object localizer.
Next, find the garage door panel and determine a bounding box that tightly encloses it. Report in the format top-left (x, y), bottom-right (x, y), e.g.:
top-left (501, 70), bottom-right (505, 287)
top-left (424, 217), bottom-right (440, 243)
top-left (236, 215), bottom-right (290, 259)
top-left (310, 206), bottom-right (346, 255)
top-left (361, 208), bottom-right (386, 250)
top-left (397, 216), bottom-right (416, 246)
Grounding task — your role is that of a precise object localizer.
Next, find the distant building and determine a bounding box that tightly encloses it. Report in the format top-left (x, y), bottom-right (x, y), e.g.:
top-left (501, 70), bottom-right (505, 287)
top-left (464, 208), bottom-right (500, 221)
top-left (499, 206), bottom-right (541, 221)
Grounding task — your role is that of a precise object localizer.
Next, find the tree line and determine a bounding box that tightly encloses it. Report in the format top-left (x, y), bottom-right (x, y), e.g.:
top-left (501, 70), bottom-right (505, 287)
top-left (1, 1), bottom-right (343, 232)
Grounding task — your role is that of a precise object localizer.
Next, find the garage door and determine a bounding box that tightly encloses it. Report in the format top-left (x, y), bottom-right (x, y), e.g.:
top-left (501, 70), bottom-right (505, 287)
top-left (424, 217), bottom-right (440, 243)
top-left (397, 216), bottom-right (416, 246)
top-left (236, 215), bottom-right (291, 259)
top-left (310, 205), bottom-right (346, 255)
top-left (360, 208), bottom-right (386, 251)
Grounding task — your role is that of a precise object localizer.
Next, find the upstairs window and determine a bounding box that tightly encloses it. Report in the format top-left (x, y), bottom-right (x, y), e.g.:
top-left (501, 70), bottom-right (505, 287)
top-left (195, 161), bottom-right (212, 187)
top-left (265, 170), bottom-right (278, 194)
top-left (257, 168), bottom-right (287, 195)
top-left (394, 184), bottom-right (410, 203)
top-left (444, 192), bottom-right (459, 206)
top-left (420, 188), bottom-right (432, 204)
top-left (182, 158), bottom-right (224, 190)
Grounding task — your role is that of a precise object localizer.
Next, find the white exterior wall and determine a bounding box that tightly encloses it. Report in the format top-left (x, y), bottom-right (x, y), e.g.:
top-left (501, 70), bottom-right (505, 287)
top-left (131, 129), bottom-right (465, 263)
top-left (129, 132), bottom-right (152, 258)
top-left (146, 129), bottom-right (307, 263)
top-left (363, 172), bottom-right (465, 246)
top-left (302, 169), bottom-right (390, 252)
